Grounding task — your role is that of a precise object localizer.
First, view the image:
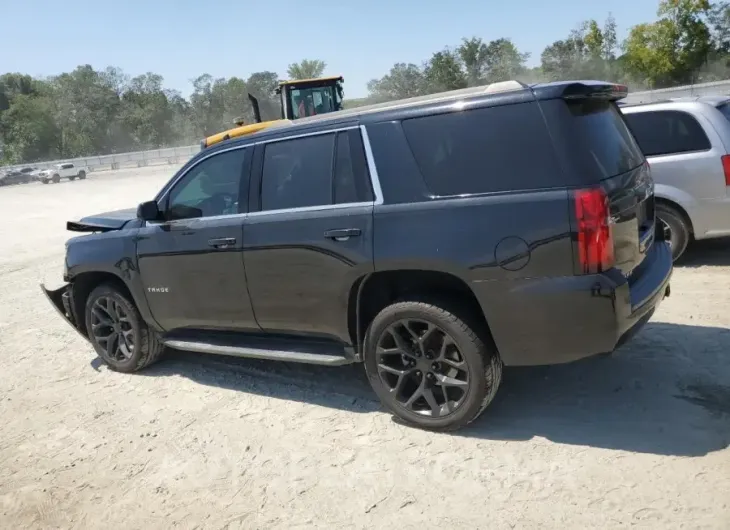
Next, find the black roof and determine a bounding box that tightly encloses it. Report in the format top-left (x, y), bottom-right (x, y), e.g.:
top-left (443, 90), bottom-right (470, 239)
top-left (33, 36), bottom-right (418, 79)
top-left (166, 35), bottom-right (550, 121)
top-left (205, 79), bottom-right (627, 154)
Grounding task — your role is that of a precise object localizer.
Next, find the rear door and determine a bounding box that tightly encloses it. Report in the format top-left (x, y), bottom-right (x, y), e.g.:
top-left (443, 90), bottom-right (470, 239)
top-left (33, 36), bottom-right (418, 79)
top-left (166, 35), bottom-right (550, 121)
top-left (623, 107), bottom-right (730, 238)
top-left (243, 127), bottom-right (375, 344)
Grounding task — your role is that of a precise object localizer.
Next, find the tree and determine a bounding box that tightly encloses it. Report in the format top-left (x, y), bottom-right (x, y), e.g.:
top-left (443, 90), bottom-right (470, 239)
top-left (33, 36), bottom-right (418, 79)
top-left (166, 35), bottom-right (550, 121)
top-left (458, 37), bottom-right (489, 86)
top-left (623, 0), bottom-right (712, 87)
top-left (482, 38), bottom-right (530, 82)
top-left (424, 49), bottom-right (467, 92)
top-left (0, 94), bottom-right (59, 163)
top-left (366, 63), bottom-right (427, 102)
top-left (286, 59), bottom-right (326, 80)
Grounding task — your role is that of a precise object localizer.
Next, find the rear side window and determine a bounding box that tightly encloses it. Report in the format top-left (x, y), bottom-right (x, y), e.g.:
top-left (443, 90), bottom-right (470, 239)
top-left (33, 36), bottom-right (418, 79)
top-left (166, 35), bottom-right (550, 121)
top-left (623, 110), bottom-right (711, 157)
top-left (401, 102), bottom-right (562, 195)
top-left (260, 129), bottom-right (373, 211)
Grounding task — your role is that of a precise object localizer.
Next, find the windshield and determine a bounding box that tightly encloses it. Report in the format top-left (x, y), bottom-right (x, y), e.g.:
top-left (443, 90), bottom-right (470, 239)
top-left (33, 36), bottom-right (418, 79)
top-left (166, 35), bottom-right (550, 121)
top-left (289, 85), bottom-right (342, 119)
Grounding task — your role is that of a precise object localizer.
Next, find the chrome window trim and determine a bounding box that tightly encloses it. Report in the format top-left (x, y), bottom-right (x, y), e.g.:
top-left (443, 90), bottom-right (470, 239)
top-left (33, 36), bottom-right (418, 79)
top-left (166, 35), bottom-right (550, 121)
top-left (149, 123), bottom-right (385, 226)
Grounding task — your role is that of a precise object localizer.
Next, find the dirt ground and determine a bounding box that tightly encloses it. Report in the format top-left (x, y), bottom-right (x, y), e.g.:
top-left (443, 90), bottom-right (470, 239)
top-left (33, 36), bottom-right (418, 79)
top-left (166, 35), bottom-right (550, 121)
top-left (0, 167), bottom-right (728, 530)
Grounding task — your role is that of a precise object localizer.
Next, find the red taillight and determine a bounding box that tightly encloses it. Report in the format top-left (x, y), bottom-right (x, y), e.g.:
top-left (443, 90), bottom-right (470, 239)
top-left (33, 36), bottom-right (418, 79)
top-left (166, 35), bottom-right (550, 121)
top-left (574, 188), bottom-right (614, 274)
top-left (721, 155), bottom-right (730, 186)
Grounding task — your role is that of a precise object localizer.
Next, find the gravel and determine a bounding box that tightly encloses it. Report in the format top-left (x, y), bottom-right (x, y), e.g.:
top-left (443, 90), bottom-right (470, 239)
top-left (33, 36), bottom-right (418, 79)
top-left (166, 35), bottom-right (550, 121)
top-left (0, 168), bottom-right (728, 529)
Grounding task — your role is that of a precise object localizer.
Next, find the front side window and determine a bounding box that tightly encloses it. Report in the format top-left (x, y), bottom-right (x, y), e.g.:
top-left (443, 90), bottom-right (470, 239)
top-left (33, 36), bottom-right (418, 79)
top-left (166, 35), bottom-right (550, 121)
top-left (166, 148), bottom-right (247, 220)
top-left (623, 110), bottom-right (711, 157)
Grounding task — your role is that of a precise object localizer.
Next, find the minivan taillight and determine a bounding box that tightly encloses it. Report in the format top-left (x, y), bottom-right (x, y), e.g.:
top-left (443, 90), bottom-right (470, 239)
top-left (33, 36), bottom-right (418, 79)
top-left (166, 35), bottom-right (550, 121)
top-left (721, 155), bottom-right (730, 186)
top-left (574, 188), bottom-right (614, 274)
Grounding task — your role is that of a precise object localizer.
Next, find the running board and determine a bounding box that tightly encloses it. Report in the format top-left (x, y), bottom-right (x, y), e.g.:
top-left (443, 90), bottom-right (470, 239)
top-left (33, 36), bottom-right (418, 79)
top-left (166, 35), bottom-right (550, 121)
top-left (162, 335), bottom-right (354, 366)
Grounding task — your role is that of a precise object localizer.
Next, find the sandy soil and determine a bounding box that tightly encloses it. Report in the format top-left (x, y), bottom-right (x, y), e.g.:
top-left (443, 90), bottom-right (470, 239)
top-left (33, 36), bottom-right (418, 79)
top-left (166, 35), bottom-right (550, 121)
top-left (0, 168), bottom-right (728, 530)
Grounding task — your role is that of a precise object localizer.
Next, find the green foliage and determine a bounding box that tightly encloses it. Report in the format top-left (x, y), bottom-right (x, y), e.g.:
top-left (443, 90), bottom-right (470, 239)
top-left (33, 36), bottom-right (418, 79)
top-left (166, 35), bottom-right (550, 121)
top-left (286, 59), bottom-right (327, 80)
top-left (5, 1), bottom-right (730, 166)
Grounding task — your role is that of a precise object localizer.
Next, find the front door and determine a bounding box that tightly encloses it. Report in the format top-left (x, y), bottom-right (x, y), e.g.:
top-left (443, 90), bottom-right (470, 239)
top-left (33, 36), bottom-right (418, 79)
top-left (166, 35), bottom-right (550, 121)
top-left (136, 145), bottom-right (259, 332)
top-left (243, 127), bottom-right (376, 344)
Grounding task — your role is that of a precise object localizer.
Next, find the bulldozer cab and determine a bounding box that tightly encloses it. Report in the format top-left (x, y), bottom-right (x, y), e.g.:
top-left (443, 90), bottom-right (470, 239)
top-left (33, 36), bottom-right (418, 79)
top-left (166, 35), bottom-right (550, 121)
top-left (201, 76), bottom-right (344, 149)
top-left (278, 76), bottom-right (344, 120)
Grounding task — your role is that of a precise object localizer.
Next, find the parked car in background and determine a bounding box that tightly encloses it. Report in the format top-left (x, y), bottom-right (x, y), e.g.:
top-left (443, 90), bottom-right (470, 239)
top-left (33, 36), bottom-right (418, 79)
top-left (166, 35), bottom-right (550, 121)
top-left (620, 98), bottom-right (730, 260)
top-left (38, 163), bottom-right (87, 184)
top-left (0, 166), bottom-right (36, 186)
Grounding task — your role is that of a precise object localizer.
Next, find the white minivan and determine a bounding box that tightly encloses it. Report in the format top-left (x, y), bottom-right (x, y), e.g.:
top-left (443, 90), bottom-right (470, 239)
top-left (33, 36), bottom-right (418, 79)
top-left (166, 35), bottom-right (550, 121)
top-left (621, 97), bottom-right (730, 260)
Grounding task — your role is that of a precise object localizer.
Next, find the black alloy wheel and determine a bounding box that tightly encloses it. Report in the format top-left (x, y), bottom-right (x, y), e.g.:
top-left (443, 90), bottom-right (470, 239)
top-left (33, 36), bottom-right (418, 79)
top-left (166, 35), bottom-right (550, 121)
top-left (375, 318), bottom-right (470, 418)
top-left (89, 295), bottom-right (135, 363)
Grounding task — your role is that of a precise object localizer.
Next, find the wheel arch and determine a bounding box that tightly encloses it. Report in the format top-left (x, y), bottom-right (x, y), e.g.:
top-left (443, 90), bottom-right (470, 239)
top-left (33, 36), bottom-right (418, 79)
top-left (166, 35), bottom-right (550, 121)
top-left (348, 269), bottom-right (495, 357)
top-left (654, 196), bottom-right (695, 236)
top-left (653, 185), bottom-right (697, 236)
top-left (70, 271), bottom-right (133, 336)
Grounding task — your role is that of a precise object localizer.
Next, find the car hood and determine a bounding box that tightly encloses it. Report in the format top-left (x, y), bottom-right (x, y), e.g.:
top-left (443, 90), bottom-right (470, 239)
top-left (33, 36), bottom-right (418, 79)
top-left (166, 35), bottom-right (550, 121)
top-left (66, 207), bottom-right (138, 232)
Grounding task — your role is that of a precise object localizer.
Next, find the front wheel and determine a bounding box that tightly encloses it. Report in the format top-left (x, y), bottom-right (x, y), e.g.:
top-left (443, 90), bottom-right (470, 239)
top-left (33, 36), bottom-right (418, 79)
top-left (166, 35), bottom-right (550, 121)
top-left (363, 299), bottom-right (502, 431)
top-left (78, 170), bottom-right (86, 180)
top-left (84, 284), bottom-right (164, 373)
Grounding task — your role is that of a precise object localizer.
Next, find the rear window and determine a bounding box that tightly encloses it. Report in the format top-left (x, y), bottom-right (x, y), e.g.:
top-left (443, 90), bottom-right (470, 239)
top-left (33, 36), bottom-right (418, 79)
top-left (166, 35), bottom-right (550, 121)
top-left (716, 102), bottom-right (730, 122)
top-left (565, 99), bottom-right (644, 178)
top-left (623, 110), bottom-right (711, 157)
top-left (401, 102), bottom-right (563, 196)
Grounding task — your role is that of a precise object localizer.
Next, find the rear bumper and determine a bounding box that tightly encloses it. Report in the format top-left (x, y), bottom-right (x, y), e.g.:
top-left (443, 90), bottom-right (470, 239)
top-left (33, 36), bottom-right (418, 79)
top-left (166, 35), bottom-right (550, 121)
top-left (475, 241), bottom-right (673, 366)
top-left (40, 283), bottom-right (88, 341)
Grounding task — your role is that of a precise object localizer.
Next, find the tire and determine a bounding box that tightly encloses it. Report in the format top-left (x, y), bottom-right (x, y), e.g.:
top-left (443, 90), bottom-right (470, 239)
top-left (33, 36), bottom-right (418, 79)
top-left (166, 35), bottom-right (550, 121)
top-left (52, 174), bottom-right (60, 183)
top-left (41, 179), bottom-right (49, 184)
top-left (69, 175), bottom-right (76, 181)
top-left (656, 203), bottom-right (690, 261)
top-left (84, 283), bottom-right (164, 373)
top-left (78, 170), bottom-right (86, 180)
top-left (363, 298), bottom-right (502, 431)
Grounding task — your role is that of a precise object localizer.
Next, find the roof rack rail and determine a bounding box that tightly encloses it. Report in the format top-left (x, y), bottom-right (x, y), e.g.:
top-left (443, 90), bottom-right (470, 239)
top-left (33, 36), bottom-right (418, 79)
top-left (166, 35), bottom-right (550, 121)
top-left (483, 80), bottom-right (529, 94)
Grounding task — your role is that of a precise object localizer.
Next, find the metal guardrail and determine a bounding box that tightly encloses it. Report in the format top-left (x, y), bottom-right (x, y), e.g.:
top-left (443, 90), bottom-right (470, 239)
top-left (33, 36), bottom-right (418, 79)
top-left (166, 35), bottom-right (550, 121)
top-left (622, 79), bottom-right (730, 105)
top-left (4, 78), bottom-right (730, 174)
top-left (1, 145), bottom-right (201, 174)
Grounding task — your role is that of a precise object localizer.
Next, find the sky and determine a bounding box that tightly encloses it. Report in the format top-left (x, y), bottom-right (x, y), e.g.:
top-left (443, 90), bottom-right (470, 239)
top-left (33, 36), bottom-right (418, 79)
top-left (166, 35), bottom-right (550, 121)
top-left (0, 0), bottom-right (660, 99)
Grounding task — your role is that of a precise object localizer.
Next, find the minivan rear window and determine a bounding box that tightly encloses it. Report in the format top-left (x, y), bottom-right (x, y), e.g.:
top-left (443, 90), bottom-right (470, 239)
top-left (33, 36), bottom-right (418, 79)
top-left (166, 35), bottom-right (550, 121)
top-left (716, 102), bottom-right (730, 122)
top-left (565, 99), bottom-right (645, 178)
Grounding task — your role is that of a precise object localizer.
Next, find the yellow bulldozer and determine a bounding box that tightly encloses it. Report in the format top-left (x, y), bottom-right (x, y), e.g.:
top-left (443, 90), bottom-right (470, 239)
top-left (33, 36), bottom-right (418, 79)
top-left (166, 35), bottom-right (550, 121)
top-left (201, 76), bottom-right (344, 148)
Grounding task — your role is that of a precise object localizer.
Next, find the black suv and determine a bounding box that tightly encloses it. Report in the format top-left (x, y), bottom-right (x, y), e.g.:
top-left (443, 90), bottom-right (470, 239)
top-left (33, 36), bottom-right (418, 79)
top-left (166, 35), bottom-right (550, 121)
top-left (42, 80), bottom-right (673, 431)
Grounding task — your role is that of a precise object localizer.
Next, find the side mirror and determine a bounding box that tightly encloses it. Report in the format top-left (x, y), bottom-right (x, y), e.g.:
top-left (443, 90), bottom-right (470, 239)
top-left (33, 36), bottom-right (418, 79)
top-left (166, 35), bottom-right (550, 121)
top-left (137, 200), bottom-right (160, 221)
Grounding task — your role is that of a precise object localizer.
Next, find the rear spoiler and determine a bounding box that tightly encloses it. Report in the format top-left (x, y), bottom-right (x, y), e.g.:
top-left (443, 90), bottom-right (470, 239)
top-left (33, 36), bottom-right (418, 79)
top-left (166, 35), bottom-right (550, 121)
top-left (560, 82), bottom-right (629, 101)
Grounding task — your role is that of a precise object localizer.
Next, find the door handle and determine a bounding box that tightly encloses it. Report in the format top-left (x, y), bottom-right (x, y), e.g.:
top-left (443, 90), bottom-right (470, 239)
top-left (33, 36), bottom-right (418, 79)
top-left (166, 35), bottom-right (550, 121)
top-left (324, 228), bottom-right (361, 241)
top-left (208, 237), bottom-right (236, 249)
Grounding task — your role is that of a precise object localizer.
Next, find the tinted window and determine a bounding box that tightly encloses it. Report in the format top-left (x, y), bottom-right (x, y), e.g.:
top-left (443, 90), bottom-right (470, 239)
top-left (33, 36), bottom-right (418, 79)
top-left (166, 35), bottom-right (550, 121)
top-left (716, 103), bottom-right (730, 122)
top-left (623, 110), bottom-right (712, 157)
top-left (334, 130), bottom-right (373, 204)
top-left (167, 148), bottom-right (247, 220)
top-left (566, 100), bottom-right (644, 178)
top-left (401, 102), bottom-right (562, 195)
top-left (261, 133), bottom-right (335, 211)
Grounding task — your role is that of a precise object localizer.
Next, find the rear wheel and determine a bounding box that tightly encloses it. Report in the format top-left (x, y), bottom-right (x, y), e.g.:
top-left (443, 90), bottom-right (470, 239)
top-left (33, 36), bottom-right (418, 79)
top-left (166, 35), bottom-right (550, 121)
top-left (363, 299), bottom-right (502, 431)
top-left (84, 284), bottom-right (164, 373)
top-left (657, 203), bottom-right (690, 261)
top-left (69, 175), bottom-right (76, 181)
top-left (52, 174), bottom-right (60, 183)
